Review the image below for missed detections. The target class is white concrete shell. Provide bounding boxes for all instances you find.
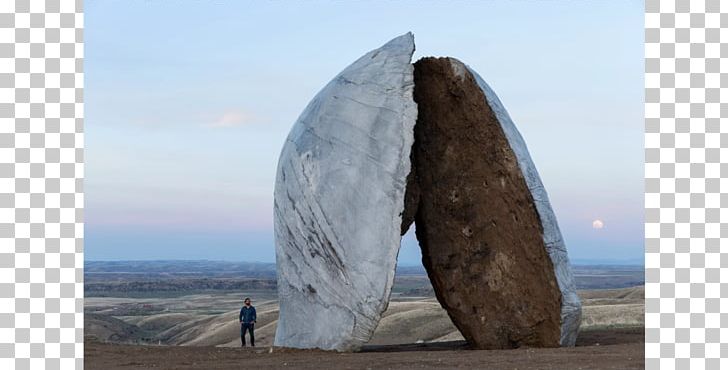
[273,33,417,351]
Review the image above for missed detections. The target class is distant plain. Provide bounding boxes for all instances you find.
[85,261,644,369]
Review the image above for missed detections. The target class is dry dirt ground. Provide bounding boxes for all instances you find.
[85,327,643,370]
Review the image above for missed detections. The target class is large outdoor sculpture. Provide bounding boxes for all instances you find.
[273,33,581,352]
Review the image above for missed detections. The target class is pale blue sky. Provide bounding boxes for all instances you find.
[85,0,644,264]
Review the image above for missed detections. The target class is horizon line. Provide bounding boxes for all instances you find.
[85,258,646,267]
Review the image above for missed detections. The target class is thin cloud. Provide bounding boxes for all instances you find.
[206,110,257,128]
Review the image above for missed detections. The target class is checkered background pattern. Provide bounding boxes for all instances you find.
[0,1,83,369]
[645,0,727,369]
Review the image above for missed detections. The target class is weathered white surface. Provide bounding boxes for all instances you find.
[461,60,583,346]
[273,33,417,351]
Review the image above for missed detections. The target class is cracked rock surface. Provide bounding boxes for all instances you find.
[403,57,579,349]
[464,62,582,348]
[273,33,417,351]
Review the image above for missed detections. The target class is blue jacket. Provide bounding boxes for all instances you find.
[239,306,257,324]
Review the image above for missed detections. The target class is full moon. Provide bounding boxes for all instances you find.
[592,219,604,229]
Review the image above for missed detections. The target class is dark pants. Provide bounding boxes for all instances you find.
[241,323,255,346]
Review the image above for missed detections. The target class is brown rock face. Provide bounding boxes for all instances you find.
[402,57,562,349]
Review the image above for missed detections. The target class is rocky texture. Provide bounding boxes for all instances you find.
[404,57,561,348]
[465,61,582,346]
[403,57,580,348]
[273,33,417,351]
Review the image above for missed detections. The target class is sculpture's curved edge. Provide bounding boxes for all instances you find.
[462,61,583,346]
[273,32,417,352]
[375,32,419,348]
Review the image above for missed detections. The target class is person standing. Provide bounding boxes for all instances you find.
[239,297,257,347]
